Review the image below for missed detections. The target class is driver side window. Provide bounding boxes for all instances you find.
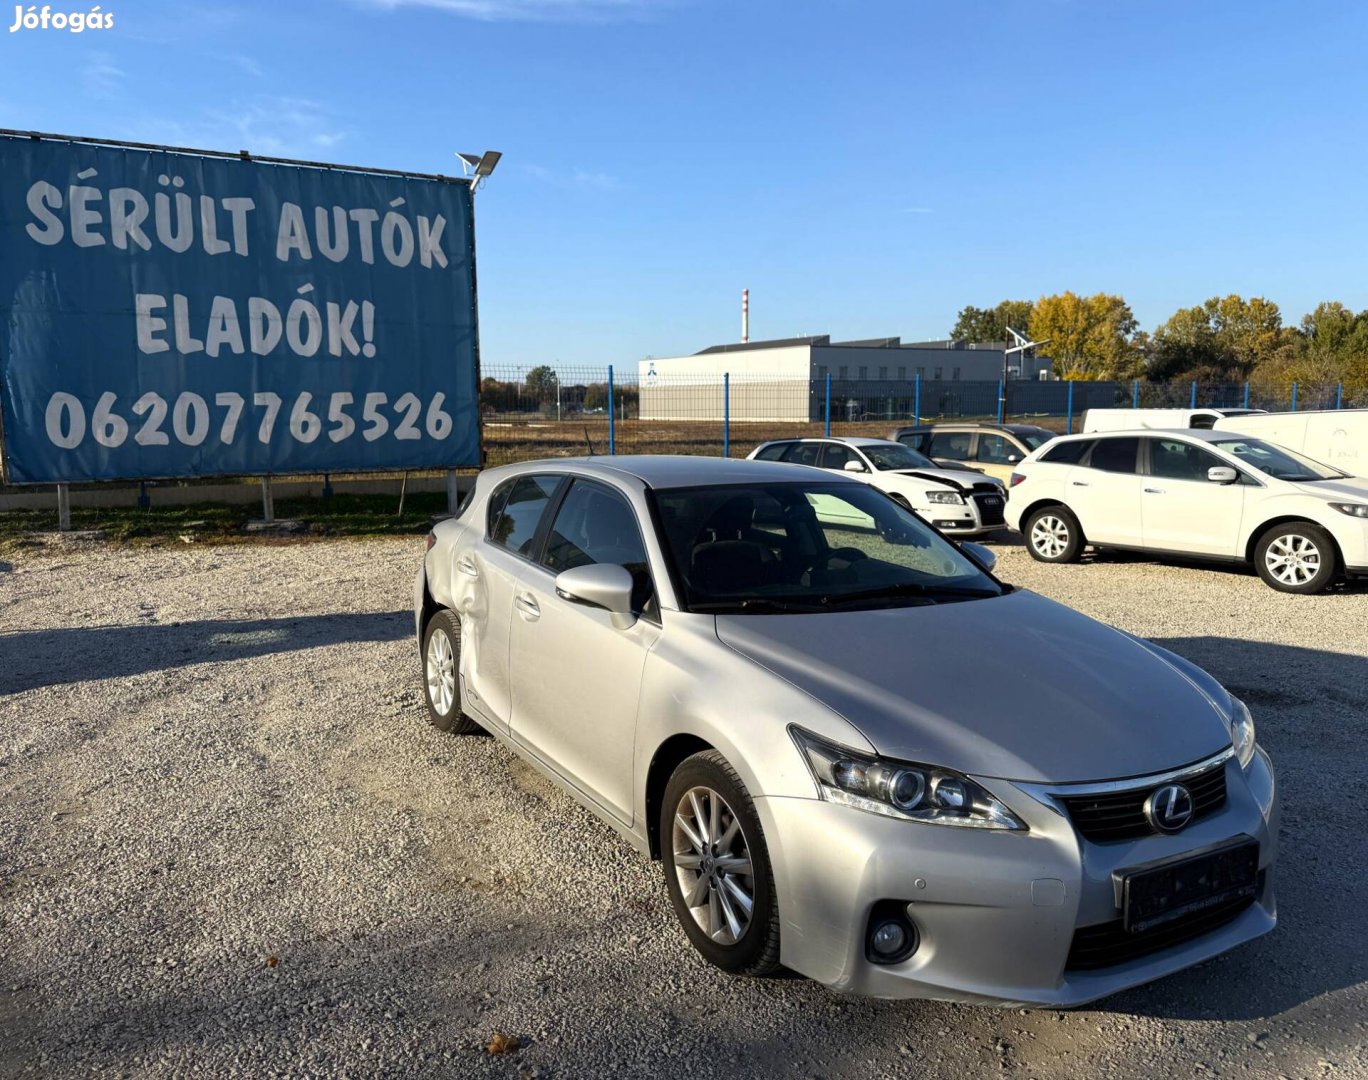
[1148,438,1224,482]
[976,435,1019,465]
[541,480,657,616]
[819,443,862,471]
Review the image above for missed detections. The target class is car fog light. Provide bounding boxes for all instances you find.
[871,921,907,957]
[866,901,919,964]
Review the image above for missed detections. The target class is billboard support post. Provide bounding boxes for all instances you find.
[260,477,274,524]
[57,484,70,532]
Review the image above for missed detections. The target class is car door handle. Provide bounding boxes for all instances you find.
[1071,481,1089,487]
[456,556,479,578]
[514,593,540,621]
[1144,487,1165,494]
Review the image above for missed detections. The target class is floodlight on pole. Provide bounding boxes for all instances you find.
[455,150,503,191]
[999,326,1051,417]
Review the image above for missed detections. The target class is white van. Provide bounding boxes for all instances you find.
[1082,407,1266,433]
[1212,410,1368,479]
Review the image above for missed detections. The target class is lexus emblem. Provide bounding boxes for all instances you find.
[1144,783,1195,833]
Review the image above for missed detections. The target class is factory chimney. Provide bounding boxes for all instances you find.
[742,289,749,343]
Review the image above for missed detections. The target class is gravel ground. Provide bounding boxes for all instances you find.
[1,534,1366,1079]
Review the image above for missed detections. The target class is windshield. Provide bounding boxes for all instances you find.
[1017,429,1053,451]
[1209,438,1346,482]
[861,443,937,471]
[654,482,1002,614]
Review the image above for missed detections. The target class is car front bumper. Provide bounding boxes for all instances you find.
[756,747,1277,1006]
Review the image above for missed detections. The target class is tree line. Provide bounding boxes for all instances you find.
[951,294,1368,394]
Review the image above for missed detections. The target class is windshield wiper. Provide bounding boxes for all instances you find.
[821,583,998,607]
[691,597,828,614]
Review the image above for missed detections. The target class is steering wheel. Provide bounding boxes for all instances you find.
[800,547,868,579]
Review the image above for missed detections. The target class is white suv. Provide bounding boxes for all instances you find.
[1004,429,1368,593]
[748,437,1007,536]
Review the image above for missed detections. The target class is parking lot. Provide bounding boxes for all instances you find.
[2,535,1366,1079]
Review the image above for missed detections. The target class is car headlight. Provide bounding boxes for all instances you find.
[1330,502,1368,519]
[1230,697,1256,769]
[924,491,965,505]
[790,726,1026,830]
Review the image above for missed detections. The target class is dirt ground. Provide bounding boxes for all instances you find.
[1,534,1365,1078]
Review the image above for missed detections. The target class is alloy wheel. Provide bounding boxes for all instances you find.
[425,627,456,715]
[1264,533,1322,587]
[1031,514,1070,558]
[672,786,754,945]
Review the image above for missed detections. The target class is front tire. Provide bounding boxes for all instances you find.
[422,610,480,733]
[661,751,780,976]
[1024,505,1084,563]
[1254,522,1338,594]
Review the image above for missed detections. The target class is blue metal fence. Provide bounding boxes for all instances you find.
[476,366,1365,466]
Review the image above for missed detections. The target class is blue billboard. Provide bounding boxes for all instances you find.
[0,133,481,483]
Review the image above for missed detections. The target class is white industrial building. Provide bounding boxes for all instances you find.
[637,335,1052,422]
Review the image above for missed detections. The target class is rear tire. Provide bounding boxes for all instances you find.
[422,610,481,734]
[1024,505,1084,563]
[1254,522,1338,594]
[661,751,781,976]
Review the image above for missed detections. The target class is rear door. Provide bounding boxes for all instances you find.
[507,479,662,824]
[460,473,562,731]
[1140,438,1246,555]
[1067,436,1143,545]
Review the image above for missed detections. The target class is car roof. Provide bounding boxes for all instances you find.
[1051,428,1231,442]
[764,436,900,448]
[892,422,1049,435]
[490,454,860,490]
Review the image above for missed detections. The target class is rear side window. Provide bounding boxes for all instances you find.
[488,474,560,557]
[1087,437,1140,474]
[895,431,930,453]
[930,432,973,461]
[754,443,791,461]
[1040,439,1094,465]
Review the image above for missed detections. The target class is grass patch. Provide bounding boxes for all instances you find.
[0,491,447,549]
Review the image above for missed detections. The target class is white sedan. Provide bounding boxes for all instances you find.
[748,437,1007,536]
[1006,428,1368,593]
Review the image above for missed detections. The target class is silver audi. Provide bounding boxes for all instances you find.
[413,455,1277,1005]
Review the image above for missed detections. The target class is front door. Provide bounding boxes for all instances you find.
[1141,438,1246,555]
[1066,436,1143,545]
[973,433,1026,483]
[508,479,661,824]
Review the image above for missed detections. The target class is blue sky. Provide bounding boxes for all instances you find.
[2,0,1366,369]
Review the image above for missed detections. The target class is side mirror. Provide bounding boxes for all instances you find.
[1207,466,1238,485]
[960,541,997,574]
[554,564,637,629]
[843,460,867,473]
[1007,454,1020,464]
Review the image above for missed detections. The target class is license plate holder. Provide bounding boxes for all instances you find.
[1119,838,1259,934]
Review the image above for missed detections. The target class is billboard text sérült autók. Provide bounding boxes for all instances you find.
[0,133,481,483]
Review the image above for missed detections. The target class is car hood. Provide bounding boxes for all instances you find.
[888,468,998,492]
[1298,476,1368,499]
[713,589,1231,783]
